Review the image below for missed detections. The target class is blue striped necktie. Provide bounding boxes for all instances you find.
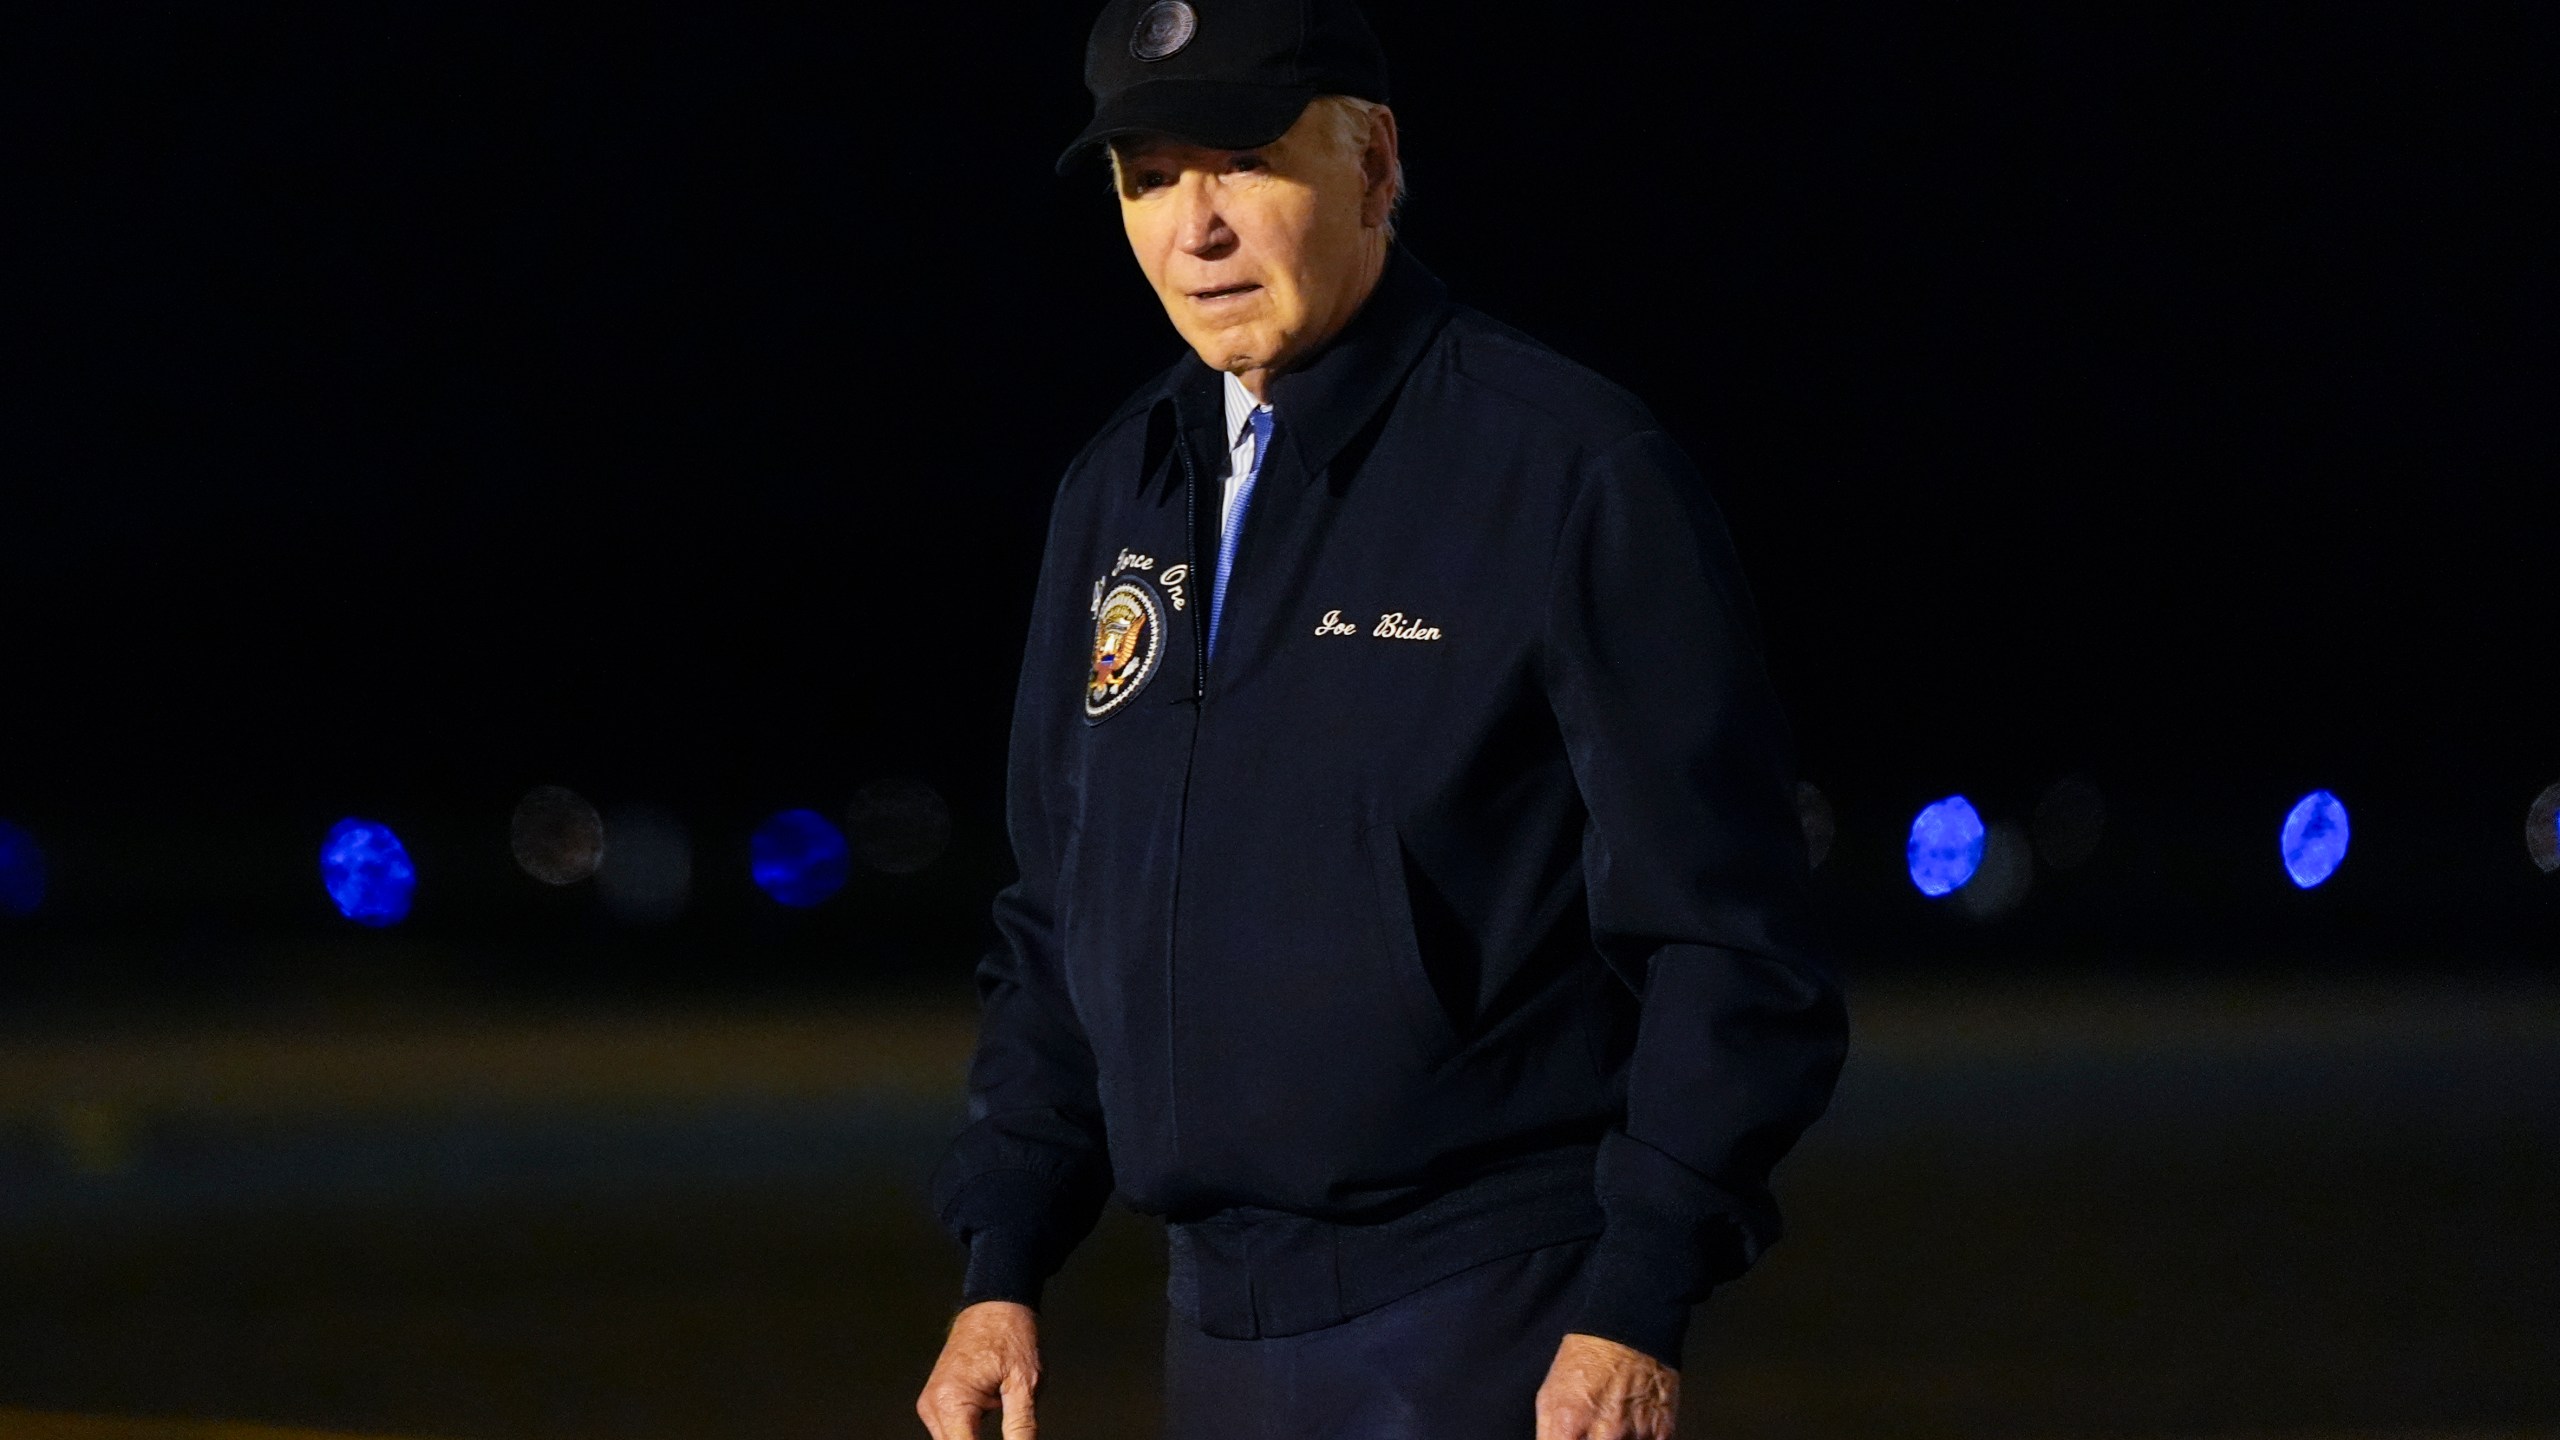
[1207,405,1273,664]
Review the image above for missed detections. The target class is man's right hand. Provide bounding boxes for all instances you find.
[918,1299,1043,1439]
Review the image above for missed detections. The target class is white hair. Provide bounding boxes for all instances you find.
[1107,93,1408,241]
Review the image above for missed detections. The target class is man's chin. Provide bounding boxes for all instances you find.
[1182,343,1273,376]
[1170,322,1281,375]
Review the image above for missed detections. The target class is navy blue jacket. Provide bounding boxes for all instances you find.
[929,246,1849,1368]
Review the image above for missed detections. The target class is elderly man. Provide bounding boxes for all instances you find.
[918,2,1848,1436]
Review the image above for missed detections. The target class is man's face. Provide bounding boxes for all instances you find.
[1114,103,1388,386]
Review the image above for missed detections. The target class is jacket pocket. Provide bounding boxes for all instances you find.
[1361,821,1461,1061]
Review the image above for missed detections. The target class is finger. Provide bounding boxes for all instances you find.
[922,1391,983,1440]
[1000,1371,1038,1440]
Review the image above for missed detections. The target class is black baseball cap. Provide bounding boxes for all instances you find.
[1056,0,1390,177]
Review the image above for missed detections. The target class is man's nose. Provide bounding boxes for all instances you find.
[1172,175,1236,259]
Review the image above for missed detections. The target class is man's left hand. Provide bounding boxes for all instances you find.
[1534,1332,1679,1440]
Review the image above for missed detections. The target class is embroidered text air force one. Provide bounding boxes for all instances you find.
[929,244,1849,1369]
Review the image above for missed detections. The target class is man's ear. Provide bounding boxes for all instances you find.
[1361,106,1401,229]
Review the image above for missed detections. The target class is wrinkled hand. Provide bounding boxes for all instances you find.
[1535,1331,1679,1440]
[917,1299,1041,1439]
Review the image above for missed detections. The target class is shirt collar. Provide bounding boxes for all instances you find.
[1222,370,1267,450]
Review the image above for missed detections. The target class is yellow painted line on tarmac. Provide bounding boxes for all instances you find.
[0,1410,457,1440]
[4,978,2557,1126]
[0,1008,980,1123]
[1841,975,2560,1062]
[2119,1424,2560,1434]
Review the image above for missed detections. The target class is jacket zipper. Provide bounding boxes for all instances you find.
[1165,416,1207,1162]
[1179,434,1207,702]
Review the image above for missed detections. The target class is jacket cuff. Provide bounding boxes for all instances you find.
[1563,1215,1704,1371]
[960,1227,1048,1311]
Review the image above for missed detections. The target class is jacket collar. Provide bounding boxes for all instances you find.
[1151,244,1452,490]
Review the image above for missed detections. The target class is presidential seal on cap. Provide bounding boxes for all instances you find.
[1057,0,1391,176]
[1131,1,1199,60]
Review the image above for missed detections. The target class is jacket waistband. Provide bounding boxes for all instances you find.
[1163,1146,1605,1340]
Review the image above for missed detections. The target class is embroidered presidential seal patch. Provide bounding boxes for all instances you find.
[1086,577,1166,721]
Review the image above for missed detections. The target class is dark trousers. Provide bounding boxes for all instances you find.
[1160,1237,1596,1440]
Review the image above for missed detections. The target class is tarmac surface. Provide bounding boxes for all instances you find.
[0,975,2553,1439]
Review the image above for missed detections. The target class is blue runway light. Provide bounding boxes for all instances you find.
[2280,790,2350,889]
[320,818,416,926]
[2528,783,2560,875]
[752,808,852,908]
[1907,796,1986,897]
[0,821,45,917]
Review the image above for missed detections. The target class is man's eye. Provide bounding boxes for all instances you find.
[1228,154,1265,173]
[1134,171,1172,192]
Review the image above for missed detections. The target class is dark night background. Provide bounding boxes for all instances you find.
[1,6,2556,1437]
[8,3,2555,994]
